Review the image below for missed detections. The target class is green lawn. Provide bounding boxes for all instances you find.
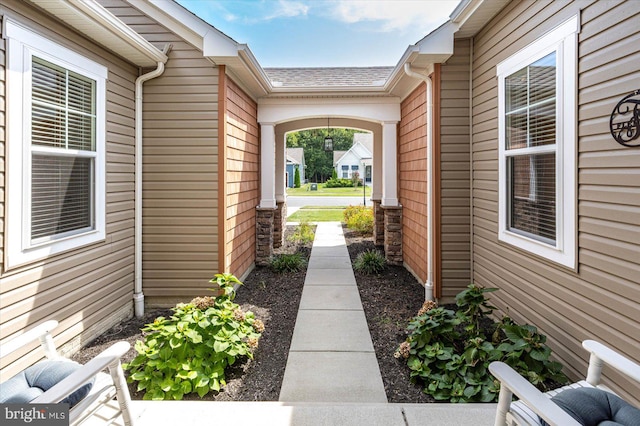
[287,183,371,197]
[288,206,345,222]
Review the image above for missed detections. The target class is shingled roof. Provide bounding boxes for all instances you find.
[264,67,395,88]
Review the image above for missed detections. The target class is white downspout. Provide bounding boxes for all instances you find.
[134,44,171,318]
[404,63,434,302]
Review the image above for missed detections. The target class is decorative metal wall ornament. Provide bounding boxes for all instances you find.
[610,89,640,147]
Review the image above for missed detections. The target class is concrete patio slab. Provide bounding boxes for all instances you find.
[289,310,374,352]
[304,269,356,286]
[95,400,498,426]
[308,255,353,269]
[402,403,497,425]
[299,285,362,310]
[279,352,387,403]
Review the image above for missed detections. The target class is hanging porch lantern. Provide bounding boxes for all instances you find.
[324,117,333,151]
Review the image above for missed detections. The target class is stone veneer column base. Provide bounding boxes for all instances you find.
[373,200,384,247]
[274,202,286,248]
[256,207,276,266]
[382,205,403,265]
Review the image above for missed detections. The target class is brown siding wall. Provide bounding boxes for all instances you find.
[224,76,259,277]
[399,83,428,283]
[104,1,221,306]
[440,39,472,299]
[471,0,640,403]
[0,0,138,374]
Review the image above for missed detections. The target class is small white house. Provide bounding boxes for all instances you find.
[333,133,373,184]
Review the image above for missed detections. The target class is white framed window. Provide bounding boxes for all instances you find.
[497,15,578,269]
[5,20,107,268]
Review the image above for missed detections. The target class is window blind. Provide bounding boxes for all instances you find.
[505,52,557,243]
[31,57,96,241]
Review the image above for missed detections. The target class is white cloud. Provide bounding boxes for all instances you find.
[264,0,310,21]
[330,0,457,33]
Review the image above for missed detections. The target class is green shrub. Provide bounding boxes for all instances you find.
[343,205,364,222]
[287,221,315,245]
[353,249,386,275]
[270,253,307,273]
[345,206,373,234]
[325,178,361,188]
[294,167,301,188]
[124,274,263,400]
[396,284,567,403]
[332,169,338,180]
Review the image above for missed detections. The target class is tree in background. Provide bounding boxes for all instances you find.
[294,166,301,188]
[287,128,364,183]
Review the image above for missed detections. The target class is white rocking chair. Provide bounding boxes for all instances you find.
[0,320,135,426]
[489,340,640,426]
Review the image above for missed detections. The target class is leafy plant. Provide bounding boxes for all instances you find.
[397,284,567,402]
[345,206,373,234]
[353,249,386,275]
[287,221,315,245]
[343,205,364,222]
[270,253,307,273]
[124,274,263,400]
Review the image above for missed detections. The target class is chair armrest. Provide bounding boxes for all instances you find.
[489,362,581,426]
[582,340,640,385]
[30,341,130,405]
[0,320,59,358]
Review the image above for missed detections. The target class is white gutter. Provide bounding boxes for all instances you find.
[404,63,435,302]
[134,44,172,318]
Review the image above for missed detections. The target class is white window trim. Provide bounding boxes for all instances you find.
[496,15,578,269]
[5,20,107,269]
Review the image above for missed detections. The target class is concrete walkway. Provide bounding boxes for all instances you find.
[97,221,497,425]
[279,222,387,403]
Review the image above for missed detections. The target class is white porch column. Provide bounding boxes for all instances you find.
[260,123,276,208]
[381,121,398,206]
[275,128,286,203]
[372,129,383,201]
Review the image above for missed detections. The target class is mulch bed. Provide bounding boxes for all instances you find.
[73,225,430,403]
[344,227,434,403]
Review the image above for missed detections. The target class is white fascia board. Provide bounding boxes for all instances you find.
[450,0,483,23]
[29,0,167,66]
[415,22,456,62]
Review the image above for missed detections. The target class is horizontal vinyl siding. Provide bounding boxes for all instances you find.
[440,39,472,299]
[104,1,220,305]
[0,0,137,375]
[225,76,258,277]
[471,0,640,404]
[399,83,428,283]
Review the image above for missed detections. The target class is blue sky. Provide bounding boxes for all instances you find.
[176,0,460,67]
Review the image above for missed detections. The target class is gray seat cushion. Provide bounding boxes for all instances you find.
[0,360,94,407]
[540,387,640,426]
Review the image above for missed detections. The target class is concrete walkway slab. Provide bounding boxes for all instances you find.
[299,285,363,310]
[289,310,374,352]
[304,269,356,286]
[279,352,387,403]
[310,245,350,257]
[308,255,353,269]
